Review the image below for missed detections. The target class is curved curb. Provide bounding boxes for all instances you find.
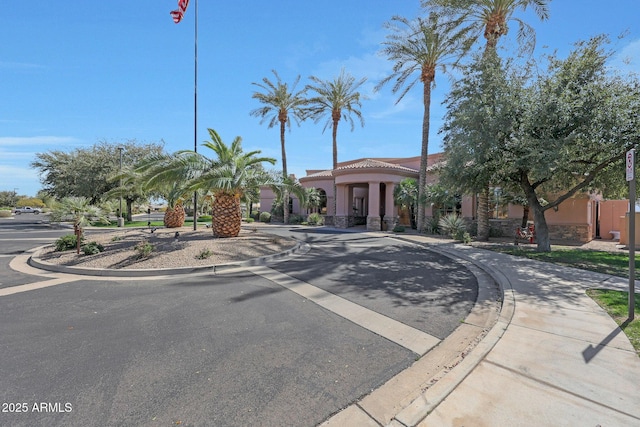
[28,242,310,277]
[321,237,515,427]
[389,242,516,426]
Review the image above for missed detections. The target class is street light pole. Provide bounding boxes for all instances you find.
[192,0,198,231]
[117,147,124,228]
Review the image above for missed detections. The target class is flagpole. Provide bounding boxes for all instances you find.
[192,0,198,230]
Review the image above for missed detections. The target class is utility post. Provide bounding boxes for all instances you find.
[117,147,125,228]
[626,148,635,320]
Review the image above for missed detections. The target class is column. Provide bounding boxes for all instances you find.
[384,182,398,231]
[334,184,348,228]
[367,182,381,231]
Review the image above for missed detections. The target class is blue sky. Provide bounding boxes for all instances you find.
[2,0,639,197]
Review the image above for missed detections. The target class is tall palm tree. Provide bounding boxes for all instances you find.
[376,13,472,233]
[188,129,276,237]
[423,0,550,240]
[306,69,367,216]
[250,71,308,224]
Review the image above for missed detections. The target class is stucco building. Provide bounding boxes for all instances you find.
[260,153,622,243]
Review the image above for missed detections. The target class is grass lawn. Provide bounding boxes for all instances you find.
[483,245,638,278]
[586,289,640,356]
[91,218,212,228]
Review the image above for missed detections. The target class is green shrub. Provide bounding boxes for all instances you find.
[55,234,81,252]
[393,225,406,233]
[462,232,472,245]
[134,240,153,258]
[196,248,213,259]
[439,214,468,241]
[197,215,212,222]
[289,214,305,224]
[244,217,255,223]
[259,212,272,223]
[82,241,104,255]
[307,213,324,226]
[425,216,441,234]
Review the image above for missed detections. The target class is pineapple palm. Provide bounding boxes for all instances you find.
[189,129,276,237]
[163,201,186,228]
[136,129,275,237]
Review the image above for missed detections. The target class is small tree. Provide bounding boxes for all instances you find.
[49,197,109,253]
[394,178,418,229]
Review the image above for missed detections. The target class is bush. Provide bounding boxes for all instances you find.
[134,240,153,258]
[259,212,271,223]
[393,225,406,233]
[288,214,305,224]
[55,234,81,252]
[197,215,212,222]
[244,217,255,223]
[0,210,12,218]
[425,216,441,234]
[82,241,104,255]
[462,232,472,245]
[196,248,213,260]
[307,213,324,226]
[439,214,468,241]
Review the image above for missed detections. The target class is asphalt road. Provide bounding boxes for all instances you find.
[0,219,478,427]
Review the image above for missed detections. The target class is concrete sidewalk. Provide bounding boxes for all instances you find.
[327,234,640,426]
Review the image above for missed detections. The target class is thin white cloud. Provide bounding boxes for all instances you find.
[0,61,44,70]
[611,38,640,74]
[0,136,80,147]
[0,150,35,161]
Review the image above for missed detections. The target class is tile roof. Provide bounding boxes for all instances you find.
[335,158,418,173]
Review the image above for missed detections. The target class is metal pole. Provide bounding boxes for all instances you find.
[118,147,124,227]
[628,148,636,320]
[630,176,636,320]
[193,0,198,231]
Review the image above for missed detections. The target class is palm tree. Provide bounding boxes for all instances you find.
[423,0,550,240]
[305,187,322,214]
[267,171,309,219]
[188,129,276,237]
[376,13,472,233]
[394,178,419,229]
[251,70,309,224]
[49,196,110,253]
[134,152,198,228]
[306,69,367,216]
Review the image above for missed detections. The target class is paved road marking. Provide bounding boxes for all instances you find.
[0,277,81,297]
[248,266,441,355]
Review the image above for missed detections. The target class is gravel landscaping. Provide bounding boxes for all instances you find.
[37,226,298,270]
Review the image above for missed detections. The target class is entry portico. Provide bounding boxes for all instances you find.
[307,158,419,231]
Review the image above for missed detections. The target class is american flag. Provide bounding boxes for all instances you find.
[170,0,190,24]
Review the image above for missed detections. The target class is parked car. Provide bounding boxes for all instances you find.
[13,206,41,214]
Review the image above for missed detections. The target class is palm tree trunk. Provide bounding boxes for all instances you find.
[280,120,289,225]
[477,187,490,241]
[332,114,340,218]
[417,77,432,233]
[212,192,242,238]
